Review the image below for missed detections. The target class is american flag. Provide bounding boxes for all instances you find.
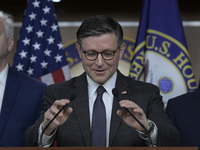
[13,0,71,85]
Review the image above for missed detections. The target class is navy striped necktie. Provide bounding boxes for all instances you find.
[91,86,106,147]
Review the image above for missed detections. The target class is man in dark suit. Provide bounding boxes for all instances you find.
[0,10,46,146]
[166,87,200,148]
[25,15,180,147]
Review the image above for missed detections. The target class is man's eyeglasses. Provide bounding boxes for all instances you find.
[81,47,119,61]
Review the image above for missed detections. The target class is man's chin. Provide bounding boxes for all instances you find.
[92,77,107,85]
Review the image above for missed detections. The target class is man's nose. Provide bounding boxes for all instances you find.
[95,53,104,65]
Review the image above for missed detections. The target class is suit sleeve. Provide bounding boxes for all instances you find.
[147,87,180,146]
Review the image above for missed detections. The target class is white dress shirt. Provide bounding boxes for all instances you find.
[0,64,8,113]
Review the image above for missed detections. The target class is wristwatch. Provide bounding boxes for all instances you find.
[136,121,155,137]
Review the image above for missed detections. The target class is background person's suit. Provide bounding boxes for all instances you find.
[166,88,200,148]
[0,67,46,146]
[25,70,179,146]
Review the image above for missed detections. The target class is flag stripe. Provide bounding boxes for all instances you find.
[52,67,65,83]
[39,65,71,84]
[40,73,54,85]
[62,65,71,80]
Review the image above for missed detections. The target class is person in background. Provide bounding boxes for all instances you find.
[0,10,46,146]
[25,15,180,147]
[166,85,200,148]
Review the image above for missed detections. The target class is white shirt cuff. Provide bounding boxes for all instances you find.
[38,123,57,147]
[137,120,157,146]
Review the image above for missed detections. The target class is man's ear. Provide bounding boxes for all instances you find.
[8,37,14,52]
[75,43,82,58]
[119,43,126,59]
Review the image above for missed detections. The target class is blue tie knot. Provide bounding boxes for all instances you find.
[97,86,105,96]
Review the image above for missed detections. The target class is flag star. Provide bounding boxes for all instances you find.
[43,6,50,14]
[30,55,37,63]
[36,30,44,38]
[40,18,48,26]
[26,25,33,33]
[40,60,48,68]
[57,42,63,50]
[16,63,24,71]
[51,23,58,32]
[27,67,34,75]
[47,36,55,44]
[19,50,28,59]
[53,13,57,18]
[44,49,51,56]
[55,54,62,62]
[29,12,36,20]
[32,42,41,50]
[32,0,40,8]
[22,37,30,46]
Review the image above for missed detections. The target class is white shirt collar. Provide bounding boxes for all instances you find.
[87,71,117,97]
[0,64,9,87]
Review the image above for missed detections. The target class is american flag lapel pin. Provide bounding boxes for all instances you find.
[121,91,127,94]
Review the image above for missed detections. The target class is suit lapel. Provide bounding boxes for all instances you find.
[109,71,130,146]
[72,73,91,146]
[109,94,122,146]
[0,68,20,136]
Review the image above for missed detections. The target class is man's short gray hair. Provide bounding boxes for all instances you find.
[0,10,14,38]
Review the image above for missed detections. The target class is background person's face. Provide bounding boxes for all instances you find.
[0,19,14,70]
[0,20,13,70]
[77,33,125,85]
[0,21,9,61]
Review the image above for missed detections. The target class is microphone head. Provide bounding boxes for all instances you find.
[112,88,118,97]
[69,94,76,100]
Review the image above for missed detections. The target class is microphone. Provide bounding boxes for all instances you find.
[39,94,76,147]
[112,88,153,146]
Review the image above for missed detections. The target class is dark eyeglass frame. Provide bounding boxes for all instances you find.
[81,46,120,61]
